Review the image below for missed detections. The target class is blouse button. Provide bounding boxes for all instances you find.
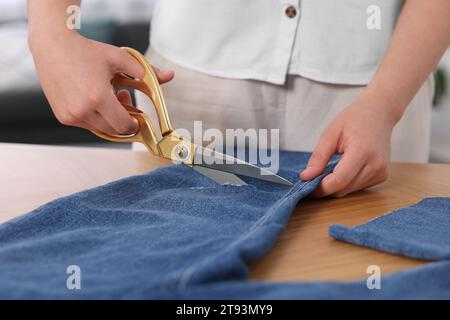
[285,5,297,18]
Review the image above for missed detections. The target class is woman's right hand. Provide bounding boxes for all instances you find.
[29,32,174,135]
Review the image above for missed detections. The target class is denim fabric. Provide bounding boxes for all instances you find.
[329,198,450,260]
[154,261,450,300]
[0,151,449,299]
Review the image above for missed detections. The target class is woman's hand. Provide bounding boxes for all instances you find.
[29,32,174,135]
[300,96,398,198]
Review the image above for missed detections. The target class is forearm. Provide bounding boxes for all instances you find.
[361,0,450,124]
[27,0,81,49]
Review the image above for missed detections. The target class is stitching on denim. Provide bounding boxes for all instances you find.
[174,161,338,289]
[247,182,308,233]
[175,179,312,289]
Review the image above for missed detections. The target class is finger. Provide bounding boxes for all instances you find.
[116,89,133,106]
[54,109,112,133]
[83,111,119,135]
[332,160,389,197]
[97,90,139,134]
[300,130,339,181]
[331,164,372,198]
[310,146,366,198]
[152,66,175,84]
[111,48,174,84]
[112,48,145,79]
[59,115,103,133]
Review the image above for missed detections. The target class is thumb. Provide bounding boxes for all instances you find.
[300,129,338,181]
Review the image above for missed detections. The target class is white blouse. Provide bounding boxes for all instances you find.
[150,0,404,85]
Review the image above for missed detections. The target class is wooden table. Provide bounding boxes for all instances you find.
[2,143,450,282]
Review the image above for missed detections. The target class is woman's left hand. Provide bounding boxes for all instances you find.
[300,96,399,198]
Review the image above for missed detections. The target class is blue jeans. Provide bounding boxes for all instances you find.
[0,151,449,299]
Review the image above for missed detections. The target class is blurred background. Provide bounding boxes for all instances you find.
[0,0,155,148]
[0,0,449,162]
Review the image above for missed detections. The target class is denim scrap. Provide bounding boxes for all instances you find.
[329,198,450,260]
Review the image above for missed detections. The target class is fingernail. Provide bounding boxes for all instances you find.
[301,166,312,174]
[132,119,139,131]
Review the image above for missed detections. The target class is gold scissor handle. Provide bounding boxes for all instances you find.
[90,47,174,155]
[90,104,161,155]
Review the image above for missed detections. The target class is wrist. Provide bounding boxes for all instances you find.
[356,88,406,127]
[28,22,80,55]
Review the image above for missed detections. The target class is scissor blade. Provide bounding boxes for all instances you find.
[194,148,293,186]
[192,166,247,186]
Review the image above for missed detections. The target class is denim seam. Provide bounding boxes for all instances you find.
[175,161,340,289]
[175,180,312,289]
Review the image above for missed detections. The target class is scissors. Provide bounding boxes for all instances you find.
[90,47,292,187]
